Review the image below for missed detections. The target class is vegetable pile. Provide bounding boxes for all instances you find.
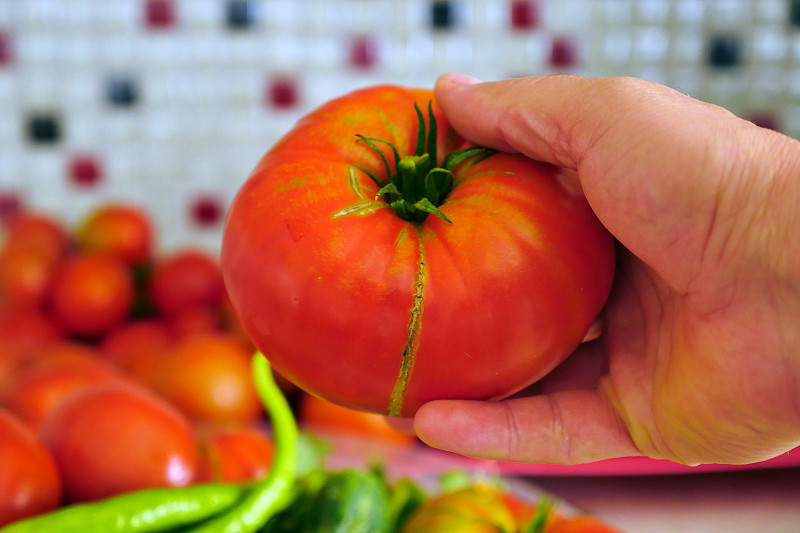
[221,85,616,417]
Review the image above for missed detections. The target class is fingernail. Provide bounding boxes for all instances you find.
[441,72,481,86]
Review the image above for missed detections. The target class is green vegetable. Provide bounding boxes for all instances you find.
[183,354,298,533]
[0,353,297,533]
[305,470,392,533]
[0,484,245,533]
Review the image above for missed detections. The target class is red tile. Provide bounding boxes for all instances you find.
[190,195,223,227]
[350,35,379,69]
[0,192,22,222]
[550,36,580,68]
[266,76,299,109]
[0,32,13,66]
[68,155,103,187]
[746,113,781,132]
[510,1,540,30]
[145,0,176,29]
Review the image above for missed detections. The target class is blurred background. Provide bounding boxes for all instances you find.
[2,0,799,253]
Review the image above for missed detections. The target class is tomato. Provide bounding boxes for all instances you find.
[401,484,517,533]
[99,319,173,386]
[167,307,222,339]
[48,252,135,337]
[147,249,225,316]
[221,86,616,416]
[41,382,198,502]
[197,425,274,483]
[0,243,59,312]
[156,332,261,425]
[77,203,154,265]
[299,393,417,447]
[546,516,622,533]
[0,409,62,527]
[1,341,122,433]
[2,211,71,263]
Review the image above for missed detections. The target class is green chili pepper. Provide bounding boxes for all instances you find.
[188,353,298,533]
[0,353,297,533]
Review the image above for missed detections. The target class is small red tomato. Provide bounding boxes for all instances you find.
[2,212,71,263]
[197,425,274,483]
[99,319,173,386]
[77,204,154,266]
[0,310,63,355]
[147,249,224,316]
[0,244,59,312]
[157,332,261,425]
[49,252,134,337]
[0,409,62,527]
[1,342,122,433]
[41,382,199,502]
[167,307,222,339]
[299,393,417,447]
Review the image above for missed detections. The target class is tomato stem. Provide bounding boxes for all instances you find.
[356,102,496,223]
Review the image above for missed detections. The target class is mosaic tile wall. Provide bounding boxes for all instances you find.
[2,0,800,252]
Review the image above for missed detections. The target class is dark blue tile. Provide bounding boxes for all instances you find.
[107,76,138,107]
[431,1,456,29]
[707,34,742,69]
[26,113,61,144]
[790,0,800,27]
[226,0,255,29]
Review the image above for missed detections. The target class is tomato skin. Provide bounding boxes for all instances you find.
[99,319,173,386]
[41,382,199,502]
[299,393,417,447]
[0,409,62,527]
[156,332,261,425]
[77,204,154,265]
[0,244,59,312]
[148,249,225,317]
[221,86,616,416]
[2,212,71,263]
[49,252,135,337]
[197,425,274,483]
[1,342,122,433]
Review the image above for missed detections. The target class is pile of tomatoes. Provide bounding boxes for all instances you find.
[0,203,414,528]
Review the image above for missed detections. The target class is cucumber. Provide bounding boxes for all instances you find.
[305,470,392,533]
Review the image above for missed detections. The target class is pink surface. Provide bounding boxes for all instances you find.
[474,446,800,476]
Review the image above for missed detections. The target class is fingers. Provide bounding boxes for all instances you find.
[434,72,721,172]
[413,389,640,464]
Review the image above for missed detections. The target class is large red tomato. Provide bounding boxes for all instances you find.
[41,382,198,502]
[221,86,615,417]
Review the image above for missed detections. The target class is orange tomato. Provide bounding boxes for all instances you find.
[299,393,417,447]
[0,244,59,312]
[48,252,134,336]
[2,211,71,263]
[197,425,274,483]
[156,332,261,425]
[0,409,62,527]
[99,319,173,386]
[77,204,154,265]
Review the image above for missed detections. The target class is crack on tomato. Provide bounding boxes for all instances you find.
[387,225,426,417]
[331,166,388,220]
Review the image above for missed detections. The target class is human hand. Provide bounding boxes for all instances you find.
[405,74,800,466]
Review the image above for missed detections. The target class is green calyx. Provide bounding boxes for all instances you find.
[356,102,496,223]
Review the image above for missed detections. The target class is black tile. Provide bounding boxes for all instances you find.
[707,34,742,69]
[431,1,456,29]
[107,76,138,107]
[790,0,800,27]
[226,0,255,29]
[26,113,61,144]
